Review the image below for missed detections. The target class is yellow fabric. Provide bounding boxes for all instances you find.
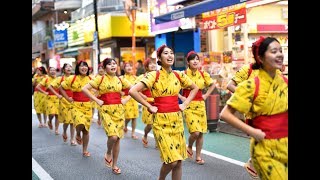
[51,76,73,124]
[89,74,131,138]
[121,74,138,119]
[33,75,47,114]
[40,76,59,115]
[227,69,288,179]
[141,68,193,164]
[183,69,213,133]
[61,75,93,131]
[136,73,154,125]
[232,64,259,85]
[250,137,288,180]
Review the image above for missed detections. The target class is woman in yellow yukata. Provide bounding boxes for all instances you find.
[92,63,105,127]
[33,66,48,128]
[82,58,131,175]
[129,45,199,180]
[60,60,93,157]
[48,63,77,146]
[221,36,288,180]
[121,62,139,139]
[36,67,60,135]
[135,58,157,148]
[179,51,215,165]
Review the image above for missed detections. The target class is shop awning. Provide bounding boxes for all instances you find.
[154,0,250,24]
[58,46,85,57]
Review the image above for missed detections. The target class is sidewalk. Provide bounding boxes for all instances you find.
[217,121,250,138]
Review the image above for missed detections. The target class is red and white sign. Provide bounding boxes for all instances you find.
[201,3,246,30]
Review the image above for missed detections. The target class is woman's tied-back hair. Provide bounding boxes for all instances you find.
[186,51,199,62]
[143,58,152,71]
[156,44,173,66]
[61,63,71,74]
[102,57,116,68]
[37,66,47,74]
[251,36,280,69]
[75,60,89,75]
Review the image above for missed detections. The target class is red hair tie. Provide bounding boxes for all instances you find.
[98,63,103,68]
[37,67,43,71]
[186,51,197,59]
[252,36,265,64]
[156,44,167,57]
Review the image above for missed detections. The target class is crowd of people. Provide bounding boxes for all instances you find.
[32,36,288,179]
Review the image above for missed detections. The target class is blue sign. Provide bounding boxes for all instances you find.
[154,0,249,24]
[53,29,68,43]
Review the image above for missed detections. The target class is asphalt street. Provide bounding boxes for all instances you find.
[32,97,252,180]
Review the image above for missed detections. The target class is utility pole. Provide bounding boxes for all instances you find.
[93,0,100,64]
[93,0,100,75]
[131,2,137,67]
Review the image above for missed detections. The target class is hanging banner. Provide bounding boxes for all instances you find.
[201,3,246,31]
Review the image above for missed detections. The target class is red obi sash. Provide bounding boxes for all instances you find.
[142,89,152,98]
[122,88,129,96]
[73,92,90,102]
[64,90,73,98]
[182,89,203,101]
[154,96,180,113]
[47,88,59,95]
[100,92,121,105]
[35,86,46,92]
[251,111,288,139]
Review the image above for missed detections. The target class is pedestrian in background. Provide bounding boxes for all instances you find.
[121,62,139,140]
[36,67,60,135]
[179,50,216,165]
[135,58,157,148]
[48,63,77,145]
[82,58,132,175]
[220,36,288,180]
[135,59,145,76]
[129,45,199,180]
[60,60,93,157]
[33,66,48,128]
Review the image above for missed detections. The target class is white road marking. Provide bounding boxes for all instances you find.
[32,157,54,180]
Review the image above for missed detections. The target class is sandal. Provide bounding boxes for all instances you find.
[244,162,259,179]
[70,141,77,146]
[62,134,67,142]
[196,158,205,165]
[112,167,121,175]
[76,136,82,145]
[38,124,43,128]
[186,149,193,159]
[132,135,138,140]
[104,153,113,168]
[83,152,91,157]
[142,137,148,148]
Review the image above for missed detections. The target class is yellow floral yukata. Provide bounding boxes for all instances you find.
[141,68,193,164]
[61,75,92,131]
[39,76,59,115]
[227,69,288,180]
[33,74,47,114]
[136,73,154,125]
[51,76,73,124]
[183,69,213,133]
[121,74,139,119]
[89,74,131,138]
